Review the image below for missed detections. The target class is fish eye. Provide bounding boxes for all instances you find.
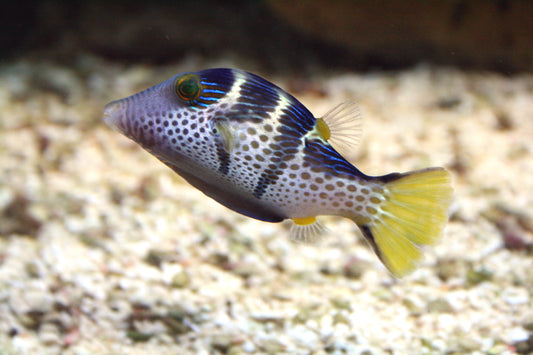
[175,74,202,103]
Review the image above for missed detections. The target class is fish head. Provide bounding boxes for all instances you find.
[103,69,236,169]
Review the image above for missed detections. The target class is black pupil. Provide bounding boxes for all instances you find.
[180,79,198,98]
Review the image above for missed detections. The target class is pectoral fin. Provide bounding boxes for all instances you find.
[214,120,237,153]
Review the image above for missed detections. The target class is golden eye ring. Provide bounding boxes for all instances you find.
[175,74,202,103]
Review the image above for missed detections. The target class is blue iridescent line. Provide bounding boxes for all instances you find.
[202,88,226,95]
[198,96,220,102]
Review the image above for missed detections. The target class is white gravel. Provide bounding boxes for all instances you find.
[0,57,532,354]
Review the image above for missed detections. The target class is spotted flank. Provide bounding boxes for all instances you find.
[104,68,453,277]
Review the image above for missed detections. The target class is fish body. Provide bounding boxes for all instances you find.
[104,68,453,277]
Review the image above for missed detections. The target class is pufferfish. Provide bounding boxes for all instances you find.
[103,68,453,277]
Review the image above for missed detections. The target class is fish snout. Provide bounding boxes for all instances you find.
[103,99,127,134]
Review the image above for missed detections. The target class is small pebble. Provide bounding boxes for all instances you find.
[242,341,256,353]
[507,326,529,342]
[260,338,286,354]
[427,298,455,313]
[502,287,529,306]
[466,266,493,287]
[38,323,61,345]
[170,270,190,288]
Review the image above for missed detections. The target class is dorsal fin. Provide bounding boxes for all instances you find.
[290,217,327,243]
[320,101,362,156]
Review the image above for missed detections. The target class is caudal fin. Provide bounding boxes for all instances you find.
[358,167,453,277]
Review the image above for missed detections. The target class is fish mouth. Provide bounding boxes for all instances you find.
[103,99,126,134]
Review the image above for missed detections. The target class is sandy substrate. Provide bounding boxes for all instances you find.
[0,56,532,354]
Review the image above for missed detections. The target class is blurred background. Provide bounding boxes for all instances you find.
[2,0,532,73]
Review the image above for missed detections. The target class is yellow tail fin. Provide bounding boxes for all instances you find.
[358,167,453,277]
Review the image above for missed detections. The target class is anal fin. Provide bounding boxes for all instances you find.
[290,217,327,243]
